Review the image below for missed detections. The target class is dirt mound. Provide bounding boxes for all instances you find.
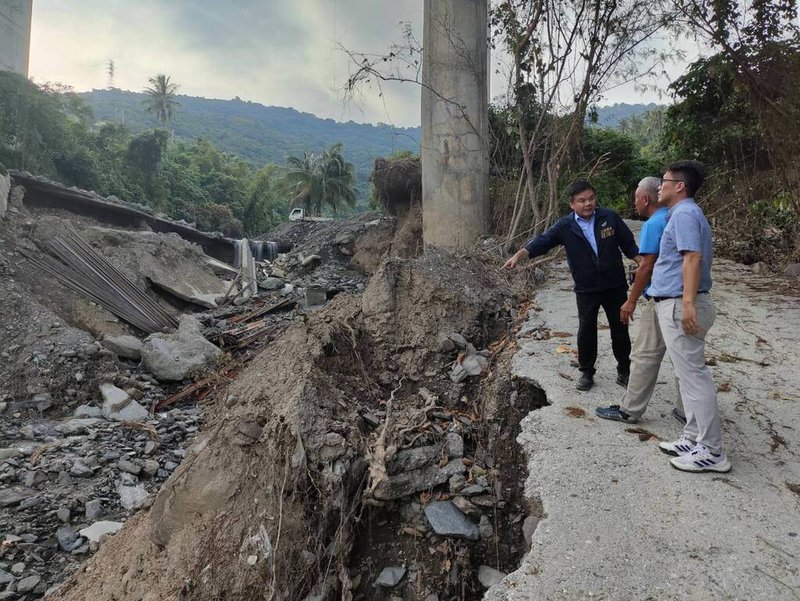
[52,247,542,601]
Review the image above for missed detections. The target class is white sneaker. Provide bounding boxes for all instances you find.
[670,444,731,473]
[658,436,696,457]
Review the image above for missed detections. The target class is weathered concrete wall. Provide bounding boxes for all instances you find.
[421,0,489,250]
[0,0,32,76]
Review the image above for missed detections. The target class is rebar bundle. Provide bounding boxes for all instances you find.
[24,231,179,334]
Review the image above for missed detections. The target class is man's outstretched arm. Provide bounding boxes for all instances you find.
[502,247,530,270]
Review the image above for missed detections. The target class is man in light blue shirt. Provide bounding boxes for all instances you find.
[596,176,684,423]
[650,160,730,473]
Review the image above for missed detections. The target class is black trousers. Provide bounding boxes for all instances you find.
[575,286,631,377]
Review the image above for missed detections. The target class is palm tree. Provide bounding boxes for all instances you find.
[143,74,181,129]
[285,143,357,215]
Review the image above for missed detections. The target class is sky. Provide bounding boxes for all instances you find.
[28,0,703,128]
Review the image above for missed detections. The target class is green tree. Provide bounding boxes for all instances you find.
[285,143,357,215]
[126,129,169,205]
[143,74,181,128]
[661,54,761,173]
[241,164,289,235]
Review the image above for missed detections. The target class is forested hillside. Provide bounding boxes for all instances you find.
[81,89,420,180]
[81,90,655,171]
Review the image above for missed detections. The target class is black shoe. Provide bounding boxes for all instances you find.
[595,404,635,422]
[576,374,594,391]
[671,408,687,424]
[616,372,629,387]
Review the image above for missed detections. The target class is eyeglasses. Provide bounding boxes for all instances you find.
[660,178,684,185]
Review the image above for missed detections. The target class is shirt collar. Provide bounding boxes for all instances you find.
[574,211,596,224]
[667,197,695,216]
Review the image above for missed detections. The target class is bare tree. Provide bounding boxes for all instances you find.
[342,1,675,248]
[494,0,675,245]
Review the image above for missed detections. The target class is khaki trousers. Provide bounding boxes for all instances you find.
[656,295,723,454]
[620,299,684,420]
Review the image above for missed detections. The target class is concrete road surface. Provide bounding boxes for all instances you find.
[487,255,800,601]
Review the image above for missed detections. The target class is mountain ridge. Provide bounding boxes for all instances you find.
[80,89,659,181]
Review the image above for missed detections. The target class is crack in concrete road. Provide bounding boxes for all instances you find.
[486,257,800,601]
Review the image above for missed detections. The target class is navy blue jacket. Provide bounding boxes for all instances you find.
[523,208,639,294]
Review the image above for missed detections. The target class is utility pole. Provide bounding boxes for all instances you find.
[421,0,489,250]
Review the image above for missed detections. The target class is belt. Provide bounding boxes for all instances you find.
[646,291,709,303]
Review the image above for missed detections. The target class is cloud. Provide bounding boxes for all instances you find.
[28,0,690,127]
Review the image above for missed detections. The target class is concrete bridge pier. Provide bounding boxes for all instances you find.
[421,0,489,250]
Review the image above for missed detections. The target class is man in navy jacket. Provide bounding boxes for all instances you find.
[503,179,640,391]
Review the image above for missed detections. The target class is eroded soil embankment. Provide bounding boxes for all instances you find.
[52,248,547,601]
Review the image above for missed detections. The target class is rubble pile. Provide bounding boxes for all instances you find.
[0,400,202,597]
[2,174,544,600]
[51,246,545,601]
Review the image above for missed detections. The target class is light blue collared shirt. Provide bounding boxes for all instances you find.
[648,199,713,297]
[574,212,598,255]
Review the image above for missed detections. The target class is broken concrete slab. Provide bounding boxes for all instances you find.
[423,500,480,541]
[79,521,123,543]
[149,276,223,309]
[205,256,239,277]
[141,315,222,381]
[102,335,143,360]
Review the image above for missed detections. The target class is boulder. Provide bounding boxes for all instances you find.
[375,566,406,587]
[257,277,284,291]
[100,383,130,415]
[423,500,480,540]
[85,499,103,520]
[141,315,222,381]
[373,460,465,501]
[461,354,488,376]
[17,574,42,594]
[102,335,144,360]
[117,484,149,510]
[0,486,36,508]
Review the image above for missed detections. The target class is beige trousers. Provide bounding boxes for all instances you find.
[619,299,684,420]
[656,295,723,454]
